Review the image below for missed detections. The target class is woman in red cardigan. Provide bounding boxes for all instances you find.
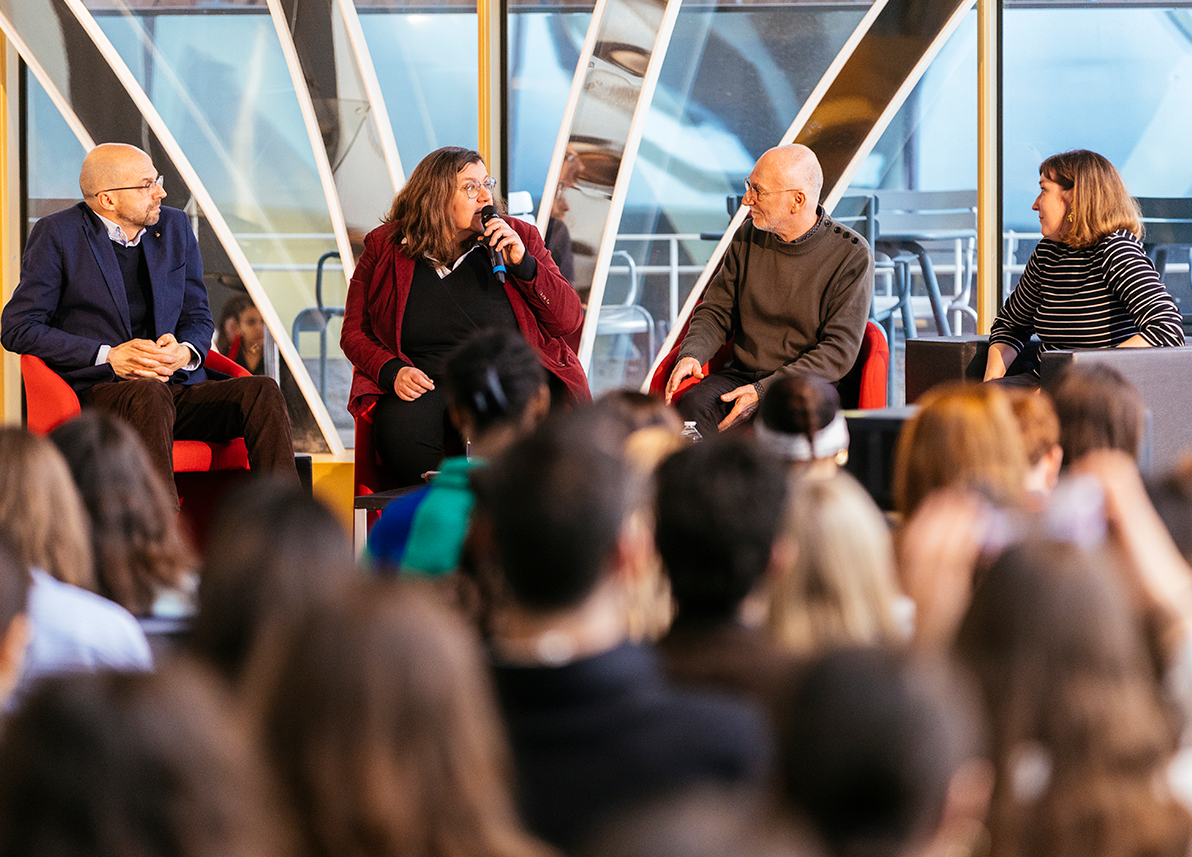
[341,146,589,486]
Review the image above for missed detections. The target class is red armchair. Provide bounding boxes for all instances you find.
[648,318,889,410]
[21,350,253,548]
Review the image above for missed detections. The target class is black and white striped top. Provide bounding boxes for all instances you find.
[990,230,1185,353]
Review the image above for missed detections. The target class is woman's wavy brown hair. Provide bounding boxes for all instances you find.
[384,146,499,266]
[50,412,192,616]
[0,427,93,588]
[955,539,1191,857]
[892,381,1028,518]
[1041,149,1142,249]
[245,579,557,857]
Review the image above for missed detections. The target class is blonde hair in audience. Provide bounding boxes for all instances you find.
[1040,149,1142,249]
[621,425,684,642]
[769,473,902,655]
[0,427,93,589]
[1005,387,1060,467]
[893,382,1028,518]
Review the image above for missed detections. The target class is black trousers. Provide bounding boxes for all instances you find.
[83,376,298,507]
[676,369,762,438]
[372,389,465,488]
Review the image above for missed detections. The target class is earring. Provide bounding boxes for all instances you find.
[1067,212,1074,222]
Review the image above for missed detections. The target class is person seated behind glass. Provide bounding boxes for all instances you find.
[228,302,266,376]
[985,149,1184,385]
[340,146,590,487]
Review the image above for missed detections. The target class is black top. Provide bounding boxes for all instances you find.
[492,642,772,851]
[111,241,154,340]
[656,617,804,727]
[398,250,518,380]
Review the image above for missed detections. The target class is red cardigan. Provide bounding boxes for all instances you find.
[342,216,590,419]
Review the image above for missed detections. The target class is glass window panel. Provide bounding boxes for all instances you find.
[358,8,478,168]
[508,6,593,205]
[26,72,87,208]
[1003,6,1192,312]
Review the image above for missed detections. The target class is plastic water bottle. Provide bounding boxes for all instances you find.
[680,421,702,444]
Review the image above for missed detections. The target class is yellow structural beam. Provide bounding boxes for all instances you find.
[1,39,19,425]
[976,0,1000,333]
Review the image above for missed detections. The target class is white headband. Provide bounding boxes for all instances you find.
[755,412,849,462]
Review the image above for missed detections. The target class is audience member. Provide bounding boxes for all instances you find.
[1147,456,1192,564]
[595,389,684,436]
[1048,362,1145,466]
[0,537,30,708]
[0,427,150,698]
[769,473,906,655]
[246,580,555,857]
[473,414,772,851]
[756,372,848,477]
[0,663,295,857]
[51,411,194,617]
[367,328,551,574]
[588,788,820,857]
[1004,386,1063,501]
[653,435,798,716]
[594,390,685,643]
[1073,451,1192,723]
[893,382,1028,519]
[188,479,356,684]
[778,647,991,857]
[954,539,1191,857]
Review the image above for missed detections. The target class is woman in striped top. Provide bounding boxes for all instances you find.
[985,150,1184,383]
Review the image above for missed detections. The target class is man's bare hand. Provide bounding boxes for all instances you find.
[665,356,704,404]
[107,339,182,381]
[155,334,192,373]
[717,383,759,431]
[395,366,435,401]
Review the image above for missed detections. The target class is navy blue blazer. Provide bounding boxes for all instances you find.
[1,203,215,394]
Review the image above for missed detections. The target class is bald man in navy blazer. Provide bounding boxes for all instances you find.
[1,143,297,505]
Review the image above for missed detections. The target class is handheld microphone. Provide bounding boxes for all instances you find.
[479,205,508,284]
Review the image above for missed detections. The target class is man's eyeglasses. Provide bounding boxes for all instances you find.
[461,177,497,199]
[743,178,799,199]
[95,175,165,196]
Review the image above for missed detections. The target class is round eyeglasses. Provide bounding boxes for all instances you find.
[461,177,498,199]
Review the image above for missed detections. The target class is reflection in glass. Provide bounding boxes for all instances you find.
[545,0,669,312]
[274,0,398,242]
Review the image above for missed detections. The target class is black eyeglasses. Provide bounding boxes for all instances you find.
[95,175,164,196]
[743,178,799,199]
